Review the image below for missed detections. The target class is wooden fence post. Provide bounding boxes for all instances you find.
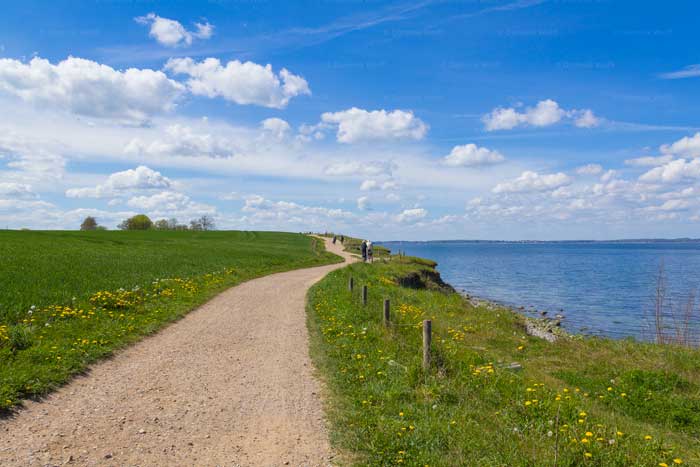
[362,285,368,305]
[348,277,354,292]
[423,320,432,369]
[383,299,391,327]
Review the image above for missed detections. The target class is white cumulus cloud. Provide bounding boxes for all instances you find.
[576,163,603,175]
[360,179,398,191]
[660,132,700,158]
[483,99,600,131]
[0,182,36,199]
[135,13,213,47]
[125,124,239,159]
[624,155,674,167]
[360,180,379,191]
[395,207,428,223]
[66,166,172,198]
[241,195,354,224]
[443,143,504,167]
[324,160,393,177]
[320,108,428,143]
[573,109,601,128]
[164,57,310,109]
[126,191,215,218]
[493,171,571,193]
[357,196,370,210]
[260,118,291,140]
[0,56,184,122]
[639,158,700,184]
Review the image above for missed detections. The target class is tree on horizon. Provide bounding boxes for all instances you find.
[80,216,98,231]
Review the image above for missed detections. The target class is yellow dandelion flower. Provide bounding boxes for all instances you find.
[673,459,683,465]
[644,435,653,441]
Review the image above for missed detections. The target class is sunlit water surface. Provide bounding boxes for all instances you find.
[380,241,700,341]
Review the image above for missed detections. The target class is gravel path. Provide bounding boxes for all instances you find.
[0,237,354,467]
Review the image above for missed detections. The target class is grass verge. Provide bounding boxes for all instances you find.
[0,230,340,412]
[307,257,699,466]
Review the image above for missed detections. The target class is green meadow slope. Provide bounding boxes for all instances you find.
[307,257,700,466]
[0,230,340,411]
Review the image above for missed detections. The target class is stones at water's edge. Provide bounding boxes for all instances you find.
[525,319,559,343]
[461,291,571,343]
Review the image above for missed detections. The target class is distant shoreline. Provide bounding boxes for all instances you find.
[380,238,700,244]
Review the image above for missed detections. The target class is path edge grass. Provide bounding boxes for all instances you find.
[305,255,700,466]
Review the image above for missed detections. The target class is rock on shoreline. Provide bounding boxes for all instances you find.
[462,292,570,343]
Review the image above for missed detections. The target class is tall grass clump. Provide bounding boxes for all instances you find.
[650,262,700,348]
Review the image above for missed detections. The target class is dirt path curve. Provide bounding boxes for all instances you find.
[0,237,355,467]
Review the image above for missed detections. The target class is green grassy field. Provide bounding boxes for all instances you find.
[307,257,700,466]
[0,230,340,411]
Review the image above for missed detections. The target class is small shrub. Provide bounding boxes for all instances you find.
[118,214,153,230]
[9,325,32,352]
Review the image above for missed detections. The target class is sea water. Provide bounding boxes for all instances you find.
[380,241,700,342]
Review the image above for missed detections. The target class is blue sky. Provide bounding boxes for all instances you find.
[1,0,700,239]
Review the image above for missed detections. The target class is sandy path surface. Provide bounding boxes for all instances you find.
[0,237,354,467]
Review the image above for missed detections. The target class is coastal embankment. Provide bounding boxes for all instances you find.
[307,248,700,466]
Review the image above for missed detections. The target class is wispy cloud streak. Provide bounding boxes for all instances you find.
[99,0,547,65]
[659,64,700,80]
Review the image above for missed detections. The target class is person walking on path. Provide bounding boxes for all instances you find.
[367,240,374,263]
[360,239,367,262]
[332,236,337,244]
[340,235,344,244]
